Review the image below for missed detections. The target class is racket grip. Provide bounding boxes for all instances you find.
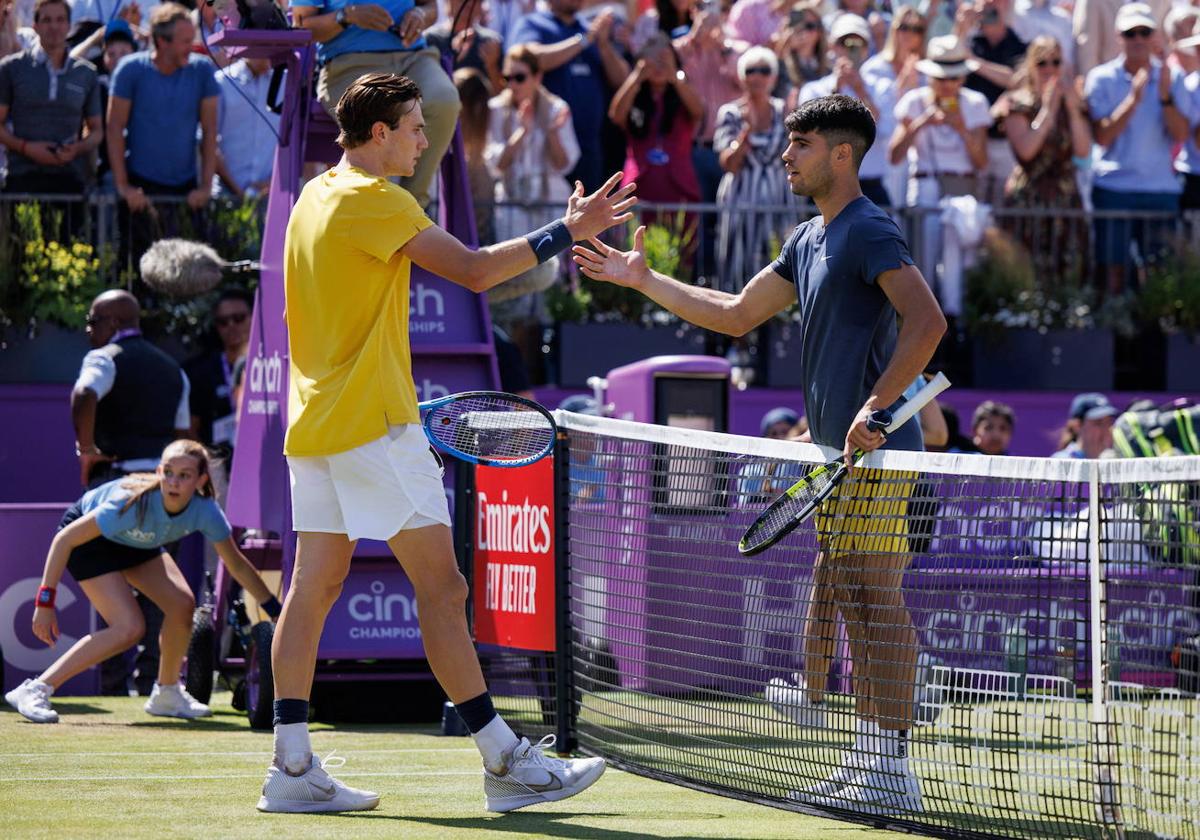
[866,410,892,433]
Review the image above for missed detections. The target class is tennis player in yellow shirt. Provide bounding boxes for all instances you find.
[259,73,636,815]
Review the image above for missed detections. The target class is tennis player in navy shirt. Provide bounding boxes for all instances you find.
[574,94,946,815]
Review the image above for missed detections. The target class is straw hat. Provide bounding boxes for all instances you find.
[915,36,977,79]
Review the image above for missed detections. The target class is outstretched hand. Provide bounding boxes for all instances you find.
[571,225,650,290]
[562,172,637,241]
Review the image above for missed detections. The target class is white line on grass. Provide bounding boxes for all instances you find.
[0,748,480,758]
[0,770,481,782]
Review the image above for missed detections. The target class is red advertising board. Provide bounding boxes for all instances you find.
[472,458,556,651]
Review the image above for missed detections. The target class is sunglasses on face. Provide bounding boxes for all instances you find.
[1122,27,1153,39]
[215,312,249,328]
[503,72,529,83]
[797,21,819,31]
[744,65,773,75]
[86,315,107,327]
[1037,57,1062,67]
[898,23,926,34]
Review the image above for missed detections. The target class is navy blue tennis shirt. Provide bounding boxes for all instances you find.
[770,196,923,452]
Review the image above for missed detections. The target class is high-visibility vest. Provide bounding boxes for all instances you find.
[1112,407,1200,564]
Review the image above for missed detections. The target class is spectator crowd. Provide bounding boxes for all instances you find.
[4,0,1200,327]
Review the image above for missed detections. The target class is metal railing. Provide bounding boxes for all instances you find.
[1,190,1193,296]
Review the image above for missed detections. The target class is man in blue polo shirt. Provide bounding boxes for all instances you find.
[509,0,629,192]
[107,1,219,270]
[0,0,102,198]
[1085,3,1193,295]
[573,95,946,816]
[291,0,457,210]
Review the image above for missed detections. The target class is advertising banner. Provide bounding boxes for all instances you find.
[0,505,98,694]
[473,459,556,651]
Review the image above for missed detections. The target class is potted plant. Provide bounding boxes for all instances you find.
[1140,245,1200,391]
[548,214,706,387]
[964,229,1118,390]
[0,202,110,382]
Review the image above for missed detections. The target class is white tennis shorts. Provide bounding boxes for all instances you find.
[288,424,451,541]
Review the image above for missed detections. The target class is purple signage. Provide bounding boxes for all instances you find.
[0,505,97,695]
[312,565,426,660]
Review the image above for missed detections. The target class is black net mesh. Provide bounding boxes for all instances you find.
[558,415,1200,839]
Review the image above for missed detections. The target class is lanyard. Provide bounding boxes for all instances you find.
[220,353,235,395]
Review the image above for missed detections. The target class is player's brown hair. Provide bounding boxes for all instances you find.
[335,73,423,150]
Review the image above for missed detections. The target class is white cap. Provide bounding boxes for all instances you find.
[829,13,871,44]
[1115,2,1157,33]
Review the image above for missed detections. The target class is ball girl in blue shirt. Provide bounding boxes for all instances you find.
[6,440,282,724]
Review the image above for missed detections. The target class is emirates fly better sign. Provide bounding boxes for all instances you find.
[473,459,556,651]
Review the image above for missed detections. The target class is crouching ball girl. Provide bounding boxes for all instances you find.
[6,440,282,724]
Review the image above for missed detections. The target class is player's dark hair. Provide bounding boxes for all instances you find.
[335,73,423,150]
[784,94,876,168]
[972,400,1015,431]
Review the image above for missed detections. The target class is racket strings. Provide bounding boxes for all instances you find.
[426,396,555,462]
[742,466,834,549]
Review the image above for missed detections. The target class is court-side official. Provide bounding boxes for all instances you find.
[574,94,946,815]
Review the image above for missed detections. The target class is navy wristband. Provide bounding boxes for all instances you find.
[524,219,573,264]
[261,596,282,619]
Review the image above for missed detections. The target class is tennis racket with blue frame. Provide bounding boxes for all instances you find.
[418,391,557,467]
[738,372,951,556]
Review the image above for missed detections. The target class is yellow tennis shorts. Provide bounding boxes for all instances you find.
[815,467,917,559]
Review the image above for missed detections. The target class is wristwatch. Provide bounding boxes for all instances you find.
[335,7,349,29]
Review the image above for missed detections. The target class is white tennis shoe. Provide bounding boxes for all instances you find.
[807,758,924,815]
[484,734,606,812]
[257,751,381,813]
[788,747,874,802]
[143,682,212,719]
[5,678,58,723]
[764,673,826,728]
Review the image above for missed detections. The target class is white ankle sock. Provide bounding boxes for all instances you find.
[32,679,53,695]
[274,722,312,774]
[855,718,881,758]
[472,715,520,774]
[879,727,909,762]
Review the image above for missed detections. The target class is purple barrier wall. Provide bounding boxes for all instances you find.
[0,504,98,695]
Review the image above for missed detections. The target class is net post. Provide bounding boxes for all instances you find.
[1089,461,1124,834]
[553,427,577,754]
[453,461,476,635]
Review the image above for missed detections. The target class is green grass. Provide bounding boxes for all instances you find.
[0,692,897,840]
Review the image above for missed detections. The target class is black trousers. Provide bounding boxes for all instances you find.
[116,172,200,282]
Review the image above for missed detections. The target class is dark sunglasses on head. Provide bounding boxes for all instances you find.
[503,72,529,83]
[1037,58,1062,67]
[898,23,926,34]
[1121,27,1154,39]
[744,65,774,75]
[215,312,249,328]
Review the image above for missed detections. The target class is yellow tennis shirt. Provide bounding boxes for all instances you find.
[283,166,432,457]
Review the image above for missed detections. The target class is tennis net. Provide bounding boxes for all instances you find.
[556,412,1200,839]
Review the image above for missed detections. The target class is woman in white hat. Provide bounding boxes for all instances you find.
[888,35,990,284]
